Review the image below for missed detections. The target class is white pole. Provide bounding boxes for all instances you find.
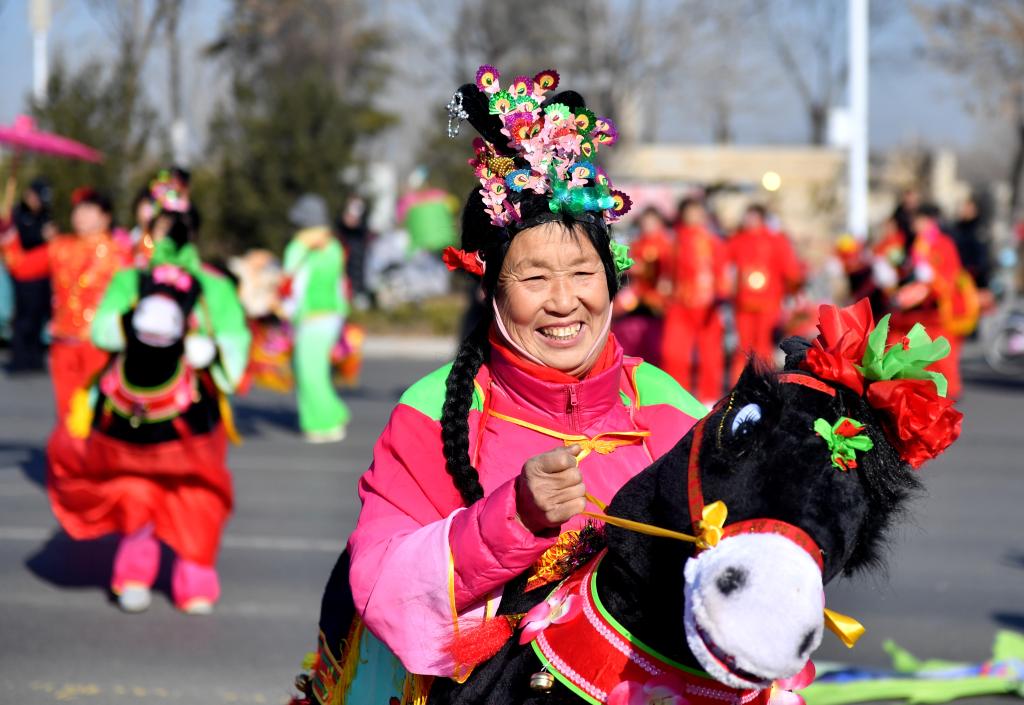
[29,0,52,104]
[848,0,869,239]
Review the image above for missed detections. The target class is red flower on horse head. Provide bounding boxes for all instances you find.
[801,298,874,395]
[801,299,962,469]
[866,379,962,469]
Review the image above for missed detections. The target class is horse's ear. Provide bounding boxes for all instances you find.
[735,356,777,398]
[780,336,812,370]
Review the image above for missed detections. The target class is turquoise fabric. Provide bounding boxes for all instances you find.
[345,629,409,702]
[0,262,12,338]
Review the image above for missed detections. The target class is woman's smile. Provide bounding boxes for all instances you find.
[537,321,584,344]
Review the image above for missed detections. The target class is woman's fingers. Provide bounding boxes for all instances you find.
[516,444,589,534]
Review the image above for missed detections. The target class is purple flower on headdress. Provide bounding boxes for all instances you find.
[593,123,619,147]
[476,65,500,93]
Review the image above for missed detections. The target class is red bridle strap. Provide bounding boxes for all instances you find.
[686,375,833,570]
[777,372,837,397]
[721,519,824,572]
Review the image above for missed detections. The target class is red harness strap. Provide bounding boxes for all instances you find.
[531,551,769,705]
[687,375,831,569]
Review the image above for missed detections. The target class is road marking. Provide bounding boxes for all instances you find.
[0,526,342,553]
[26,680,290,703]
[1,591,316,619]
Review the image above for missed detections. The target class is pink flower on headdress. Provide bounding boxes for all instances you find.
[152,264,193,292]
[607,674,690,705]
[518,587,582,645]
[554,132,583,157]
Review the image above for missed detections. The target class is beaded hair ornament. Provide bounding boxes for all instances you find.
[447,64,633,237]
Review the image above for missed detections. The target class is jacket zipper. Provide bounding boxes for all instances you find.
[566,385,581,433]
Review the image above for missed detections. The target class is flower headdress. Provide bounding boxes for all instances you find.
[444,65,632,276]
[149,169,190,216]
[802,299,962,469]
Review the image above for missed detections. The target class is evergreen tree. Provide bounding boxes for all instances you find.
[27,54,156,229]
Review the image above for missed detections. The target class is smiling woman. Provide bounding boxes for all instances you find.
[296,65,707,705]
[496,223,611,376]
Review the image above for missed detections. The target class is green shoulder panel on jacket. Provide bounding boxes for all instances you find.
[633,362,709,419]
[91,269,140,351]
[398,362,485,422]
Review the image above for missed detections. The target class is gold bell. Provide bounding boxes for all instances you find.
[529,669,555,692]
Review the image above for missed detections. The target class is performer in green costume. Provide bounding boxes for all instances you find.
[284,194,351,443]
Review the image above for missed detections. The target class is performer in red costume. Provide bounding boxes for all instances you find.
[662,198,728,404]
[611,207,672,364]
[1,188,131,420]
[725,205,804,382]
[871,204,967,398]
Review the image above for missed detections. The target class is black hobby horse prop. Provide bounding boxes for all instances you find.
[290,299,962,705]
[425,299,962,705]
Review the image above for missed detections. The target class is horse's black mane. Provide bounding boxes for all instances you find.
[779,337,922,576]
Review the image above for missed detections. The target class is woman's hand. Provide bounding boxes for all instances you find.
[515,444,586,535]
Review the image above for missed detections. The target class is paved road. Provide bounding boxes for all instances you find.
[0,346,1020,704]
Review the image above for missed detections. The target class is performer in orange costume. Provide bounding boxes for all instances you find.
[1,188,131,420]
[725,205,804,382]
[872,204,966,398]
[629,207,673,307]
[662,198,728,404]
[611,207,672,364]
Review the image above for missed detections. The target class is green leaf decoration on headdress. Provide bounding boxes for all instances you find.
[814,417,875,472]
[151,237,201,273]
[858,314,951,397]
[609,240,634,274]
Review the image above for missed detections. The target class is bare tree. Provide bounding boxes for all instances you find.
[914,1,1024,217]
[86,0,184,165]
[752,0,847,145]
[749,0,894,146]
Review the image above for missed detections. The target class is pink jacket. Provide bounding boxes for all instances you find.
[347,339,705,675]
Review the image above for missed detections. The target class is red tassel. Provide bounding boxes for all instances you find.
[447,617,515,667]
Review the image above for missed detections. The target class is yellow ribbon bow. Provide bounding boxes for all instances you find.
[581,500,728,549]
[695,501,728,549]
[824,608,866,648]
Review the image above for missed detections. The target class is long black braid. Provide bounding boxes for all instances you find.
[440,318,490,504]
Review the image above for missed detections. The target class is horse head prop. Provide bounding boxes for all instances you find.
[92,263,222,441]
[435,299,962,705]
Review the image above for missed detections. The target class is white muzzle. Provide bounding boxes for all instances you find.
[132,294,185,348]
[684,532,824,689]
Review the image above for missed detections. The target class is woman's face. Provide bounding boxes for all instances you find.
[71,203,110,236]
[496,222,611,376]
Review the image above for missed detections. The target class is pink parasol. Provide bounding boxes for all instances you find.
[0,115,103,163]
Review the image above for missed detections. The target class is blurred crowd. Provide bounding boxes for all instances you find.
[0,171,365,442]
[0,171,1005,424]
[611,189,992,405]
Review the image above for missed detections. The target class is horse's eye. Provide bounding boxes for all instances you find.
[731,403,762,436]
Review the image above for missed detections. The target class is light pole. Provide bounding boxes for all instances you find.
[847,0,869,239]
[29,0,52,105]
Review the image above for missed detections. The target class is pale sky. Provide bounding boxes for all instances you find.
[0,0,983,158]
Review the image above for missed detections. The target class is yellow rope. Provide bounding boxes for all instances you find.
[486,409,650,462]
